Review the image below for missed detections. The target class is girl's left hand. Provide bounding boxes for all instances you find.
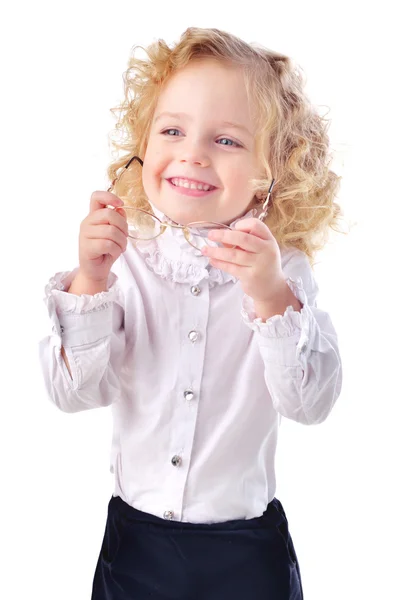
[201,218,286,304]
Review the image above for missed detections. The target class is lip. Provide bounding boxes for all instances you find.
[166,178,217,197]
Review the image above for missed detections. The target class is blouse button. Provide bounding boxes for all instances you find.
[171,455,182,467]
[188,330,200,342]
[190,285,201,296]
[184,389,194,401]
[300,341,308,353]
[163,510,174,520]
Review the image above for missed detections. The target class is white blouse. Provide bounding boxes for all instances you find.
[39,215,342,524]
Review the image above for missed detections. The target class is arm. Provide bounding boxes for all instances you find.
[253,280,303,321]
[60,271,111,378]
[38,264,126,413]
[242,248,343,425]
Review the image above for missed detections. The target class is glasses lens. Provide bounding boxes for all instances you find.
[124,208,163,240]
[185,222,233,250]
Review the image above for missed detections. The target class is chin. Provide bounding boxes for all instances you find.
[161,206,208,225]
[170,212,203,226]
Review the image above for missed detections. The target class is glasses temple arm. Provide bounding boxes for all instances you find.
[258,178,276,220]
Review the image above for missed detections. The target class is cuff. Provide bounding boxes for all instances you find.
[44,269,120,345]
[241,276,311,362]
[44,269,119,314]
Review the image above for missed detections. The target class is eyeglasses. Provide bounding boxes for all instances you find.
[107,155,275,251]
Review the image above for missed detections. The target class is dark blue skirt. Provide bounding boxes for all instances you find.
[91,495,304,599]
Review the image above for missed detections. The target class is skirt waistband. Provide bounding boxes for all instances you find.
[108,494,287,531]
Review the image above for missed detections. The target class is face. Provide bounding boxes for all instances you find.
[142,59,264,225]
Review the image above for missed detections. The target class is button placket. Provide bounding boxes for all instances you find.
[163,282,210,522]
[189,286,201,343]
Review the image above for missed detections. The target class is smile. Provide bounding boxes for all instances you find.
[166,178,217,197]
[168,178,216,191]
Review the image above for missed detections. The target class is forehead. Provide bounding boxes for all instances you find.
[154,59,254,129]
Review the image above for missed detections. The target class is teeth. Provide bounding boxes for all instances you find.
[171,178,212,191]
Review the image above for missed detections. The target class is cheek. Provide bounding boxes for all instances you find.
[142,159,165,194]
[223,168,254,203]
[141,163,152,195]
[143,150,169,181]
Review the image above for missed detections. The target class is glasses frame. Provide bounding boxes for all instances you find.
[106,155,276,250]
[119,206,236,250]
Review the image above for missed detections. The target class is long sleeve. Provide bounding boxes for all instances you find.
[241,248,343,425]
[38,266,126,413]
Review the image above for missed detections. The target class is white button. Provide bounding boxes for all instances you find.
[188,330,199,342]
[163,510,174,520]
[190,286,201,296]
[184,389,194,401]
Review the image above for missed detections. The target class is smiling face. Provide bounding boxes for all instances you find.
[142,58,264,225]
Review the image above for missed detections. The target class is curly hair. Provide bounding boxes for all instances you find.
[107,27,348,266]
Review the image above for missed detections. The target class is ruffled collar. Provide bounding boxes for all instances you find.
[133,204,258,287]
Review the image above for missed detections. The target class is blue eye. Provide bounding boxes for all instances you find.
[162,128,181,136]
[217,138,240,147]
[160,129,241,147]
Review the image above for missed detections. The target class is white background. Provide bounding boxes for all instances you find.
[1,1,399,598]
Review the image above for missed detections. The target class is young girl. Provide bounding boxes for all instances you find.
[39,27,344,599]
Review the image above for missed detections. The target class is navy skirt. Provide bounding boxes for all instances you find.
[91,495,304,599]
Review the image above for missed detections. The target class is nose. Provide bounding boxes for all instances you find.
[179,141,211,167]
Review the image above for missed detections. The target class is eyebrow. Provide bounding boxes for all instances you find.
[153,111,253,137]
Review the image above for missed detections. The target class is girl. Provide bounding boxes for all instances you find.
[39,27,344,599]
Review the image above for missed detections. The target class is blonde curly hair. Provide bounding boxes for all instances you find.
[107,27,348,266]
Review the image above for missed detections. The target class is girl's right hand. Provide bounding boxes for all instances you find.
[77,191,129,284]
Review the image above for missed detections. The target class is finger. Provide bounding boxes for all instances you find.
[86,224,128,252]
[234,218,273,241]
[202,245,254,267]
[90,207,129,237]
[115,207,127,220]
[208,258,244,278]
[86,238,123,261]
[90,190,124,214]
[208,228,266,253]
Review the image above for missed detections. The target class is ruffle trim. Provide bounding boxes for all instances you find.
[135,240,237,287]
[132,206,258,286]
[241,276,310,339]
[44,269,120,315]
